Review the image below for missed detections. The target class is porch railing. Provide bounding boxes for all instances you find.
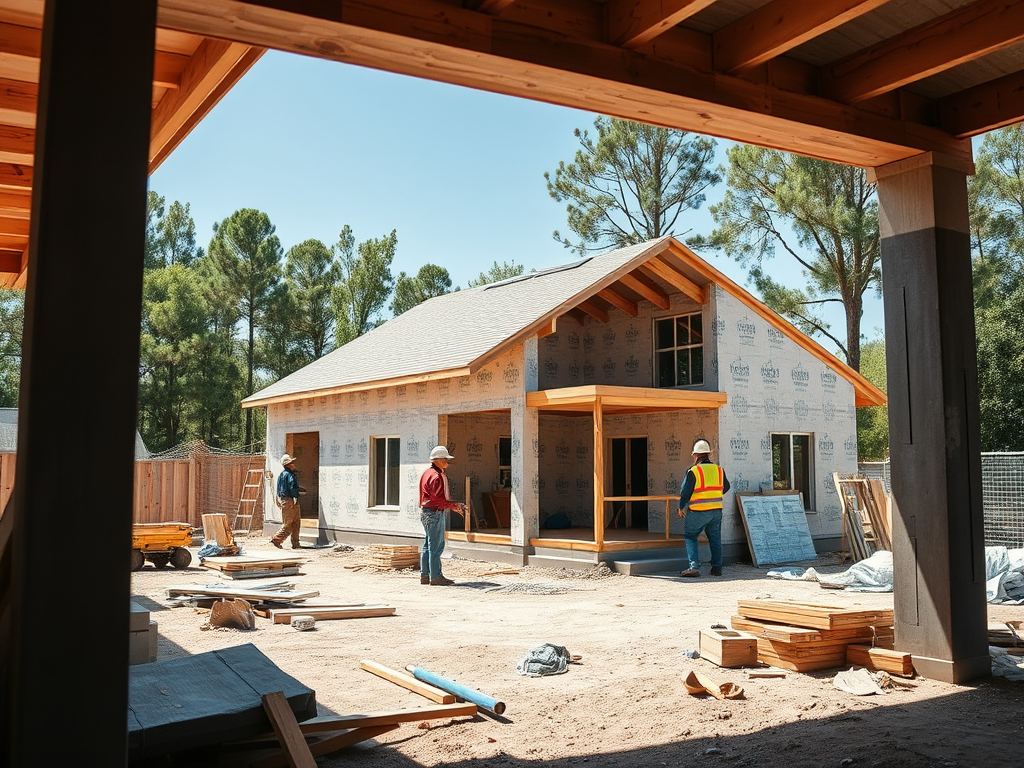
[601,495,679,545]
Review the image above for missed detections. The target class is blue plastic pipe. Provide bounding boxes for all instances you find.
[406,665,506,715]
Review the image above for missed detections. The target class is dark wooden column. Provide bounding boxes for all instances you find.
[1,2,156,765]
[871,152,990,684]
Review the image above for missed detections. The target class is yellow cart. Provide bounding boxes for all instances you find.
[131,523,194,571]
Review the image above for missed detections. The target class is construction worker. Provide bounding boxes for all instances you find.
[271,453,305,549]
[677,439,730,577]
[418,445,466,586]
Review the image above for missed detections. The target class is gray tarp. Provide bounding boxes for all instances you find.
[516,643,571,677]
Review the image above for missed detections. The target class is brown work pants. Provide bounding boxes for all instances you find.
[272,500,301,548]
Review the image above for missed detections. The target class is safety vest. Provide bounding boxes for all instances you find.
[688,463,724,511]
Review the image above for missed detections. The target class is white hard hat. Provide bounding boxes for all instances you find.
[692,440,712,454]
[429,445,455,461]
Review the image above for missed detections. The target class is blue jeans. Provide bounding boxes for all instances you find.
[420,509,446,579]
[683,509,723,570]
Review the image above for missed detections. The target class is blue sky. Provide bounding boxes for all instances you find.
[150,49,885,356]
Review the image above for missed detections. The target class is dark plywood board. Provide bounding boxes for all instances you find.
[127,643,316,760]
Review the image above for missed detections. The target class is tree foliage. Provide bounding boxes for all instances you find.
[690,146,879,371]
[392,263,452,315]
[333,226,396,344]
[145,192,202,269]
[855,337,888,460]
[546,116,719,254]
[969,125,1024,450]
[207,208,283,449]
[0,289,24,408]
[283,238,341,360]
[466,260,525,288]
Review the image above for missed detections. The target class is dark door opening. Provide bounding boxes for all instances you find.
[609,437,648,529]
[286,431,320,519]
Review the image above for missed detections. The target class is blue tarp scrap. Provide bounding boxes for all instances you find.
[516,643,572,677]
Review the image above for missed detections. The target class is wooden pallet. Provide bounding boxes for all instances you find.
[202,554,308,572]
[368,545,421,569]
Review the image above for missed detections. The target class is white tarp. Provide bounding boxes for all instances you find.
[985,546,1024,604]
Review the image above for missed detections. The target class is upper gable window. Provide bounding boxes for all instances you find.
[654,312,704,387]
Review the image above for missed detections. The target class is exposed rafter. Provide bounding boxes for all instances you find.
[0,124,32,165]
[640,259,706,304]
[536,316,557,339]
[617,272,671,310]
[939,70,1024,138]
[713,0,887,74]
[597,287,639,317]
[605,0,718,48]
[823,0,1024,104]
[577,299,610,323]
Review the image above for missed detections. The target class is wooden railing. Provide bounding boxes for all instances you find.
[601,494,680,542]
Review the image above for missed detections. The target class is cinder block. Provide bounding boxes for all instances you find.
[129,620,158,665]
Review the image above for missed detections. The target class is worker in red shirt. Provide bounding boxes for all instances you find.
[419,445,466,586]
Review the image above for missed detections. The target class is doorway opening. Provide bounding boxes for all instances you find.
[608,436,648,530]
[286,431,320,520]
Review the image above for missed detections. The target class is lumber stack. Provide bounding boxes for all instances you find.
[201,553,307,579]
[368,545,420,569]
[732,600,902,673]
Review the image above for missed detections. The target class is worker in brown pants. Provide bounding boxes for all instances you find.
[272,453,304,549]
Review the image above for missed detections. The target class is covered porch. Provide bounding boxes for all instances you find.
[526,385,727,557]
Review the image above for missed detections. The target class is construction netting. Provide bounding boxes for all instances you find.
[860,454,1024,548]
[136,441,267,531]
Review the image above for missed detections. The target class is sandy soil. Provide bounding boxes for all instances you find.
[131,540,1024,768]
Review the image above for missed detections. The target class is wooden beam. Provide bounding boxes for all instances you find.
[0,125,33,165]
[618,271,670,309]
[593,395,603,550]
[939,70,1024,138]
[149,38,263,170]
[713,0,887,74]
[824,0,1024,104]
[471,0,518,14]
[0,78,37,124]
[260,691,317,768]
[577,299,609,323]
[596,287,638,317]
[0,217,29,237]
[296,703,478,734]
[640,259,705,304]
[535,315,557,339]
[0,21,186,89]
[0,189,30,218]
[157,0,970,169]
[0,251,21,272]
[605,0,718,48]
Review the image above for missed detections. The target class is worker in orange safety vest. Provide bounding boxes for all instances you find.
[677,440,730,578]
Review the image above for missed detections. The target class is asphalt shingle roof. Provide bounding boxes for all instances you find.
[245,239,670,404]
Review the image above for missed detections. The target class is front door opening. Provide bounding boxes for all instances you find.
[287,431,320,519]
[609,437,648,530]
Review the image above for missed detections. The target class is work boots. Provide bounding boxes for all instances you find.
[430,577,455,586]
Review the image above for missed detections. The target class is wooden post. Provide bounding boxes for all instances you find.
[593,396,604,550]
[665,499,670,541]
[1,1,157,762]
[464,476,471,533]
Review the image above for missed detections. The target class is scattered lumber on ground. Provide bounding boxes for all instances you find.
[732,600,901,673]
[360,660,456,704]
[201,553,308,579]
[166,582,319,603]
[266,605,395,624]
[368,544,420,569]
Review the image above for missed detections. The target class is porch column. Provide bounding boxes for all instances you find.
[593,396,604,549]
[1,1,157,763]
[871,152,989,683]
[513,337,540,547]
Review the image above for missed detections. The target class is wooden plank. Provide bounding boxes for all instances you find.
[250,725,397,768]
[617,271,670,309]
[593,395,604,550]
[271,606,395,624]
[360,660,456,705]
[297,703,478,733]
[605,0,718,48]
[638,261,705,304]
[846,645,914,677]
[166,584,319,601]
[596,287,638,317]
[736,600,893,631]
[252,603,364,618]
[261,691,317,768]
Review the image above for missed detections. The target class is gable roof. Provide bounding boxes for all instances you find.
[243,237,886,408]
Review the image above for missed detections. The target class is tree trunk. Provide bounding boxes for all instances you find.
[845,293,862,372]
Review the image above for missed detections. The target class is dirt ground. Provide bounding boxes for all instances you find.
[130,540,1024,768]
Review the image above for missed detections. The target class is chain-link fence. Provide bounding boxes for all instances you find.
[859,454,1024,548]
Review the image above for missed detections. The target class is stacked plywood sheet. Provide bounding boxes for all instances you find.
[369,545,420,569]
[732,600,901,673]
[201,553,307,579]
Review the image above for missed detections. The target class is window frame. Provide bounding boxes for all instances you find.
[498,436,512,489]
[653,310,705,389]
[770,431,815,511]
[369,435,401,510]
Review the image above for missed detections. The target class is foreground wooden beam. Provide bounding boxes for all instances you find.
[157,0,970,168]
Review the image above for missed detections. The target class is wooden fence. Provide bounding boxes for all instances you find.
[0,451,265,530]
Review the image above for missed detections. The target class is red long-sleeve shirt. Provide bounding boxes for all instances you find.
[418,464,460,511]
